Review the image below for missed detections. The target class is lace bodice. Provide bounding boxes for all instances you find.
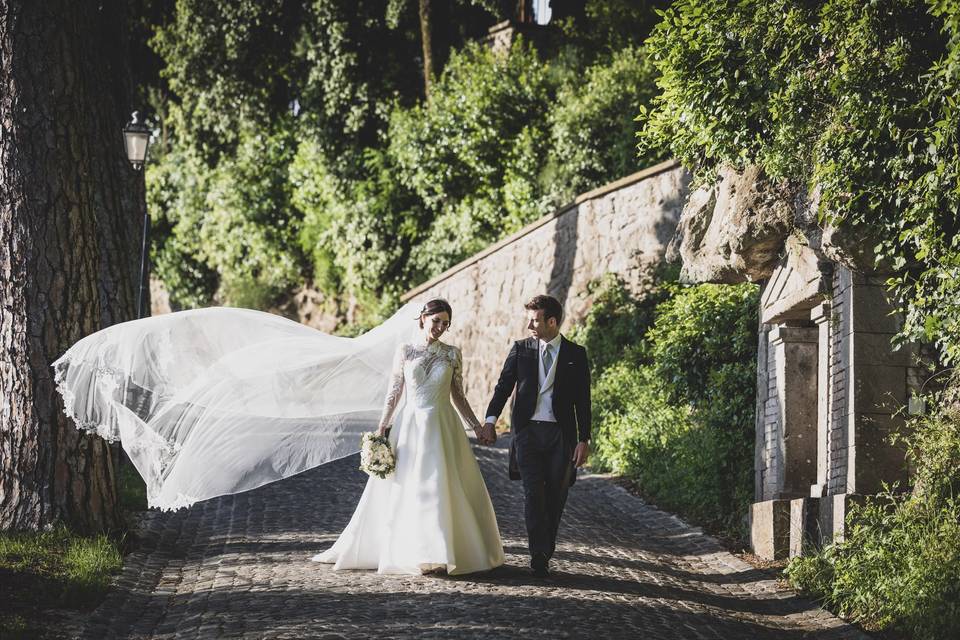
[377,341,481,432]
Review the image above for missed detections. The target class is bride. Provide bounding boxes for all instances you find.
[312,299,505,575]
[52,295,503,574]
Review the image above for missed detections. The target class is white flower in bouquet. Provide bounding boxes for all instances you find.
[359,432,396,479]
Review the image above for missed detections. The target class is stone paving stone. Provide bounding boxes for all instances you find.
[77,438,870,640]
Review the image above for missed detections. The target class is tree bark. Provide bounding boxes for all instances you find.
[0,0,143,533]
[419,0,433,99]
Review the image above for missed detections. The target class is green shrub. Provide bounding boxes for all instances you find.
[566,271,670,375]
[292,142,428,313]
[786,384,960,637]
[147,142,219,308]
[548,46,666,202]
[388,40,557,277]
[582,278,758,535]
[788,495,960,638]
[647,283,759,405]
[150,122,305,309]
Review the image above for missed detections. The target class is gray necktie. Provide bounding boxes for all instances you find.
[542,343,554,373]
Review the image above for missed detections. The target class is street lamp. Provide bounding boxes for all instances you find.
[123,111,152,318]
[123,111,151,170]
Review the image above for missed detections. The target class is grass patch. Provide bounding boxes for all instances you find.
[0,461,146,638]
[0,526,122,608]
[0,525,124,638]
[0,614,29,637]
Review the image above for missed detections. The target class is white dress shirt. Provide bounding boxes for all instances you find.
[486,334,561,425]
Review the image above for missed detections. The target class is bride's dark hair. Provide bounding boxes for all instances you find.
[417,298,453,328]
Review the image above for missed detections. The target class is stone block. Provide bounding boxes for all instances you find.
[818,493,865,545]
[853,364,907,414]
[750,499,792,560]
[850,286,902,333]
[853,332,913,367]
[789,498,822,557]
[853,413,908,494]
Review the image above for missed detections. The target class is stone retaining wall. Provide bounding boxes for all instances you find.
[402,159,690,417]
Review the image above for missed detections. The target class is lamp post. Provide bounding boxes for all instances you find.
[123,111,152,318]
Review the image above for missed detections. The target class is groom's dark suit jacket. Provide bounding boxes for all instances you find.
[485,336,591,446]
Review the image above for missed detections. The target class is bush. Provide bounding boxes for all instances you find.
[388,40,556,277]
[566,271,670,375]
[786,384,960,638]
[147,142,219,308]
[647,283,759,405]
[787,495,960,638]
[150,123,305,309]
[548,46,666,201]
[579,277,759,535]
[292,142,428,314]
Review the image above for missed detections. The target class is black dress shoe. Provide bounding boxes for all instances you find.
[532,565,550,578]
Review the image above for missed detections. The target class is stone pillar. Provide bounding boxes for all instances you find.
[809,302,831,498]
[789,497,821,558]
[754,323,774,501]
[849,276,910,494]
[770,325,819,498]
[750,499,791,560]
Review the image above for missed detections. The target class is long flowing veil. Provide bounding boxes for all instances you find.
[52,302,420,511]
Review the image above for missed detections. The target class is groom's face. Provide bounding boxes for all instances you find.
[526,309,558,342]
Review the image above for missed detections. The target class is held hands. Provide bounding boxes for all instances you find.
[572,441,590,468]
[473,422,497,446]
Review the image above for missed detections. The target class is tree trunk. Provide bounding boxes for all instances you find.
[419,0,433,99]
[0,0,143,533]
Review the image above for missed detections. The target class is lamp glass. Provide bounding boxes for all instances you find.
[124,130,150,167]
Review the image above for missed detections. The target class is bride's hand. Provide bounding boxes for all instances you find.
[472,424,486,444]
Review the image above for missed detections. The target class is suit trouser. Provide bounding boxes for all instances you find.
[514,420,572,565]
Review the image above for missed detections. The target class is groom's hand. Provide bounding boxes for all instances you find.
[572,442,590,468]
[481,422,497,445]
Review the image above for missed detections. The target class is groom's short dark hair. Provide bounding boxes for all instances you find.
[525,295,563,324]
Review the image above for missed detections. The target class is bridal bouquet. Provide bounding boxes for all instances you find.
[359,432,396,479]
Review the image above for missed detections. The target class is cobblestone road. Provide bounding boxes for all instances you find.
[80,438,868,639]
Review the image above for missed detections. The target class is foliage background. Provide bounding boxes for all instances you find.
[569,275,759,536]
[143,0,669,327]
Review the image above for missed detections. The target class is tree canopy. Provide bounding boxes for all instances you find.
[143,0,669,324]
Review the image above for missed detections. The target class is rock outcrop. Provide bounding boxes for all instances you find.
[667,165,796,283]
[668,164,887,284]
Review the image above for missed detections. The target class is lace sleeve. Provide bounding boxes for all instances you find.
[377,344,406,432]
[450,347,481,431]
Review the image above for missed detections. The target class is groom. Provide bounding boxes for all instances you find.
[481,294,591,578]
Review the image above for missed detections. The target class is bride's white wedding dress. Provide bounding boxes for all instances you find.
[312,340,505,575]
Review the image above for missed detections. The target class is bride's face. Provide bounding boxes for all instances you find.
[422,312,451,342]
